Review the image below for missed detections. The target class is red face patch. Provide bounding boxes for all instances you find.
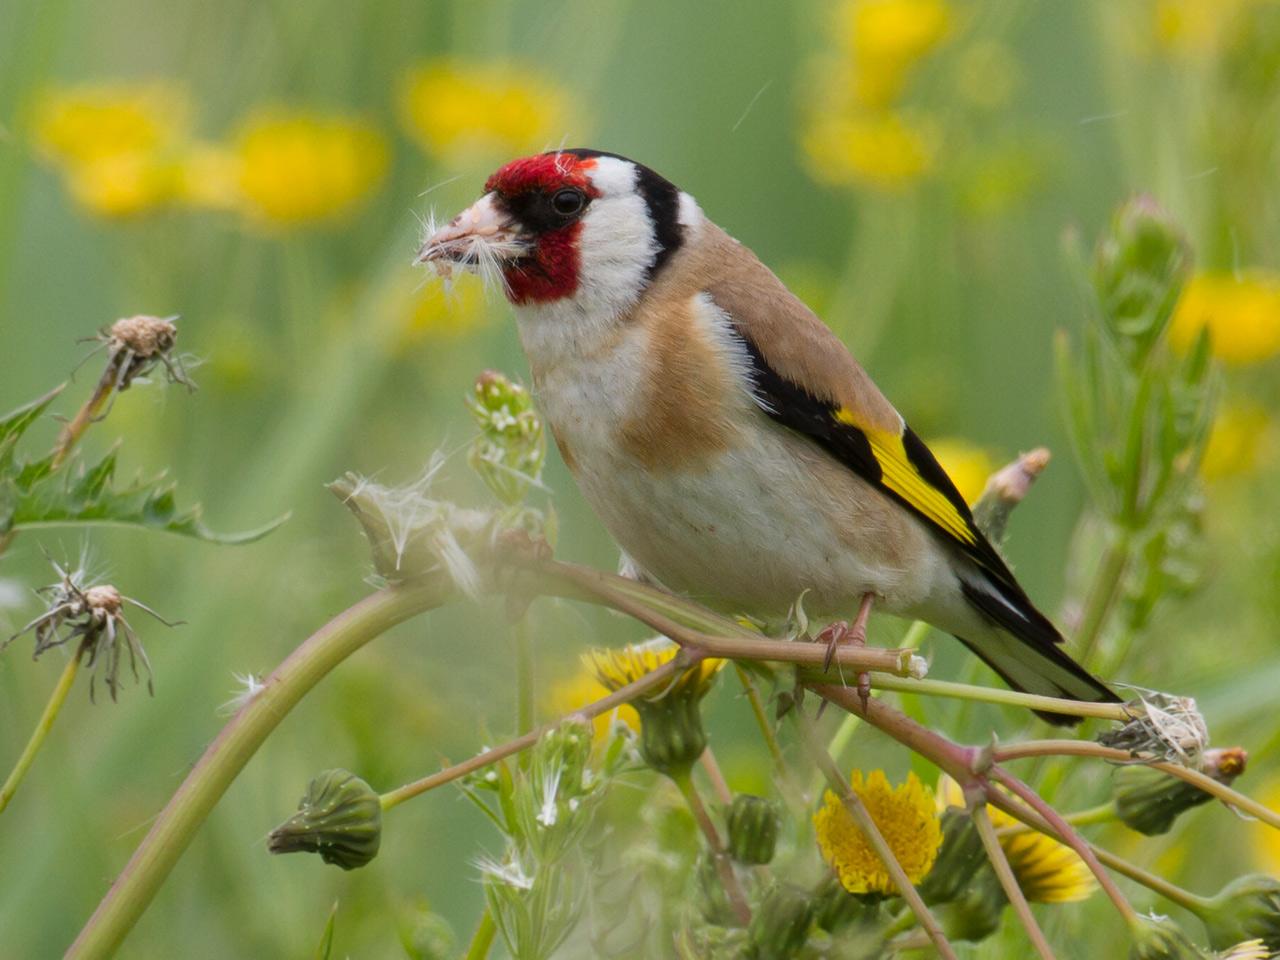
[484,153,600,305]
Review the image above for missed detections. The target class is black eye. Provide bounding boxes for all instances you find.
[551,188,585,217]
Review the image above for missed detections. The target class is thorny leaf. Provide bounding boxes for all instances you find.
[1,446,285,543]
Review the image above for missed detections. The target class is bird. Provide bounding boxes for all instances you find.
[417,148,1119,725]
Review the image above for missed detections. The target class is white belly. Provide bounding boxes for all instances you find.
[516,296,952,625]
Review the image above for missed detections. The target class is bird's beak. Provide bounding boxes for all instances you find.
[415,193,524,268]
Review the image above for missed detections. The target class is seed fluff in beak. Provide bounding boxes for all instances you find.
[415,193,526,294]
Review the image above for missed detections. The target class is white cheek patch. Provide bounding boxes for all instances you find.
[573,194,658,317]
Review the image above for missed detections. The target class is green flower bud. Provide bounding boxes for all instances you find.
[635,690,709,777]
[1092,195,1191,366]
[1129,915,1209,959]
[812,874,882,934]
[1192,875,1280,952]
[726,795,780,865]
[466,370,545,506]
[268,769,381,870]
[1115,748,1247,836]
[746,883,815,960]
[919,808,987,905]
[399,904,457,960]
[935,864,1007,943]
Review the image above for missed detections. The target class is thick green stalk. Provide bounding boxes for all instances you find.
[462,909,497,960]
[512,618,534,738]
[0,649,81,814]
[66,578,450,960]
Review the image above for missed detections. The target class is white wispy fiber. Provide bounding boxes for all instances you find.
[415,204,526,298]
[218,671,266,716]
[341,455,482,597]
[474,853,534,891]
[535,767,562,828]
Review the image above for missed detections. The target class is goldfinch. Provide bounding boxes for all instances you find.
[418,149,1118,725]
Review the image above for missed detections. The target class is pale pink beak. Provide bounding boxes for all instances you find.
[415,193,524,267]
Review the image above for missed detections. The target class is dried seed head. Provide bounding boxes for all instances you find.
[3,558,176,702]
[109,314,177,358]
[1100,689,1209,765]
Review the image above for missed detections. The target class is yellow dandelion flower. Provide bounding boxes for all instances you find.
[233,109,388,227]
[814,769,943,895]
[803,111,938,191]
[62,151,178,218]
[1202,402,1274,482]
[397,60,567,160]
[840,0,954,108]
[937,775,1095,903]
[584,637,722,701]
[1169,272,1280,365]
[33,81,187,167]
[32,81,188,218]
[585,638,724,775]
[544,667,639,746]
[929,438,995,505]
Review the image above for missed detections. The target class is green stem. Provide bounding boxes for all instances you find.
[378,654,686,812]
[462,908,497,960]
[734,664,785,772]
[989,768,1138,924]
[512,617,534,739]
[672,769,752,925]
[999,800,1117,835]
[1090,846,1208,915]
[791,705,959,960]
[797,670,1133,721]
[993,739,1280,830]
[0,648,81,814]
[1073,531,1132,665]
[971,803,1057,960]
[66,578,451,960]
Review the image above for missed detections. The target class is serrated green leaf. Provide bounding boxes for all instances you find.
[3,452,287,544]
[0,384,65,448]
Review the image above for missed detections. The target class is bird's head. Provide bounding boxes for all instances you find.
[417,149,696,316]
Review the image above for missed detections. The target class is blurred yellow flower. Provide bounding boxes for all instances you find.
[584,637,723,702]
[840,0,954,108]
[930,438,995,505]
[803,111,938,190]
[234,109,388,226]
[398,60,567,160]
[814,769,942,894]
[1169,271,1280,365]
[1201,402,1273,482]
[32,81,188,218]
[938,775,1096,902]
[394,272,488,349]
[544,668,639,746]
[1154,0,1250,57]
[1250,778,1280,874]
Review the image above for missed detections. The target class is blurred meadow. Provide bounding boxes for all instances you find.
[2,0,1280,957]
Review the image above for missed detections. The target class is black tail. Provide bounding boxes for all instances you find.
[957,578,1120,727]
